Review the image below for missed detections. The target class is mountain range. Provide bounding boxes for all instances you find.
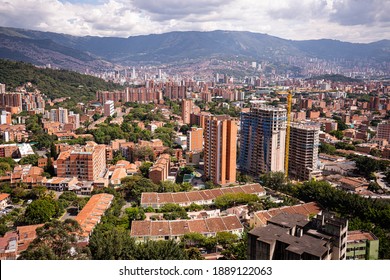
[0,26,389,71]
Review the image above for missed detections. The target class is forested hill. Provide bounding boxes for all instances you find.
[307,74,362,83]
[0,59,122,102]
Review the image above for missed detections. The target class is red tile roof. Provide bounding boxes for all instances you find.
[0,193,10,201]
[130,216,243,237]
[140,183,265,207]
[254,202,322,227]
[75,193,114,237]
[150,221,171,236]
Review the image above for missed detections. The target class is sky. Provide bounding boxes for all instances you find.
[0,0,389,43]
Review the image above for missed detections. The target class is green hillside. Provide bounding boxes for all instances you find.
[307,74,362,83]
[0,59,122,102]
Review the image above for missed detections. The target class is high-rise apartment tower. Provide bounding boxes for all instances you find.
[239,105,286,175]
[204,115,237,185]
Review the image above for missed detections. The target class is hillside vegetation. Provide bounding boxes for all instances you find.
[0,59,122,102]
[307,74,362,83]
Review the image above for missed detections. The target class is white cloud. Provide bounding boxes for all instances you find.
[0,0,388,42]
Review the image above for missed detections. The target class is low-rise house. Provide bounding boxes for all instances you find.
[338,177,369,194]
[75,193,114,242]
[0,224,43,260]
[110,167,127,186]
[250,202,322,228]
[347,230,379,260]
[68,181,94,195]
[45,177,79,191]
[141,183,266,209]
[0,193,10,210]
[131,215,243,242]
[187,209,221,220]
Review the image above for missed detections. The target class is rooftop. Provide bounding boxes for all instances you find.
[254,202,322,227]
[131,215,243,237]
[0,193,10,201]
[141,183,265,206]
[347,230,378,242]
[75,193,114,237]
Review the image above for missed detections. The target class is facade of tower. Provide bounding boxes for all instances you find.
[181,99,192,124]
[239,105,286,176]
[288,123,320,181]
[377,121,390,142]
[204,115,237,185]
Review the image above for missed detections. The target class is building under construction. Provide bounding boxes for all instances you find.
[288,122,321,181]
[239,105,286,176]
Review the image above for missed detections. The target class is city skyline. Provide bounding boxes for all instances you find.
[0,0,389,43]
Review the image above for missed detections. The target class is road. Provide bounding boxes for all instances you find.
[374,172,390,191]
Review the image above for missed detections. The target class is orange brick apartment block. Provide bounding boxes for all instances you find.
[187,127,203,152]
[57,141,106,181]
[204,115,237,185]
[149,154,170,184]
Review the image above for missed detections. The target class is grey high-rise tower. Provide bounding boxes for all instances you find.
[239,105,286,176]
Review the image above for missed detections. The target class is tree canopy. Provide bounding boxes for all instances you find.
[19,219,90,260]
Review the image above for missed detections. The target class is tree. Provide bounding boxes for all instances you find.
[319,143,336,155]
[214,193,260,209]
[59,191,78,202]
[50,142,58,159]
[329,130,343,140]
[335,142,355,150]
[89,228,188,260]
[186,247,204,260]
[121,175,158,202]
[182,166,195,174]
[125,207,146,225]
[237,171,254,184]
[24,198,60,224]
[260,172,285,190]
[0,157,16,169]
[221,231,248,260]
[0,223,8,236]
[368,182,381,192]
[137,240,188,260]
[351,155,388,178]
[0,162,11,176]
[205,180,217,189]
[160,203,184,213]
[180,182,193,192]
[111,150,125,165]
[182,232,206,247]
[179,124,190,134]
[19,154,39,166]
[159,181,180,193]
[186,203,203,211]
[160,203,188,220]
[29,185,48,200]
[139,162,153,178]
[216,232,238,247]
[370,149,381,157]
[89,227,137,260]
[133,146,154,161]
[18,219,90,260]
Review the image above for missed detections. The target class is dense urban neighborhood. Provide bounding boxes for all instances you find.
[0,53,389,261]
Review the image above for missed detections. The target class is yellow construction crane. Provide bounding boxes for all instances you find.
[284,91,292,178]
